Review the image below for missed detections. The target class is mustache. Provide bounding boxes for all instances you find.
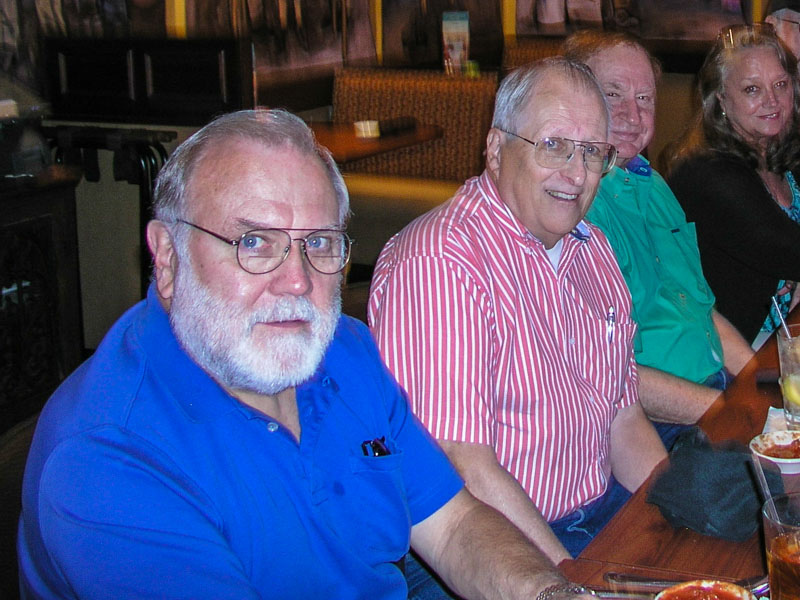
[248,296,318,326]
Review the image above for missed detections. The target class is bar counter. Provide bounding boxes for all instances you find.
[560,315,790,587]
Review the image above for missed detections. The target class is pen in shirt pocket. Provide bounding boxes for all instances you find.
[606,306,615,343]
[361,436,391,457]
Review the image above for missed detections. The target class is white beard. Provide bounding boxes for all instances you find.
[169,258,341,396]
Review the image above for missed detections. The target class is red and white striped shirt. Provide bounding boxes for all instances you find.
[368,171,639,521]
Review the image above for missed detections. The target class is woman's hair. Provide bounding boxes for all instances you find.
[684,24,800,173]
[658,111,709,177]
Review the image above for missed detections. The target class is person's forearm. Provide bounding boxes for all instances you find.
[712,310,754,374]
[637,365,722,424]
[609,402,667,492]
[439,439,571,563]
[411,489,568,600]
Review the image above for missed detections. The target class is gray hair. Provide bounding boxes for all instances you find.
[153,108,350,228]
[492,57,610,136]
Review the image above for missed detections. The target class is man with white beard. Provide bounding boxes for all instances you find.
[18,109,591,600]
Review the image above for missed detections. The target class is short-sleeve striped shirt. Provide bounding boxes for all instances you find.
[368,171,639,521]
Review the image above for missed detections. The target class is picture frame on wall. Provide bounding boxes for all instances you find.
[251,0,378,110]
[381,0,502,69]
[516,0,748,41]
[9,0,380,114]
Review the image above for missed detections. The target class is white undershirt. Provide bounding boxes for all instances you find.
[544,237,564,270]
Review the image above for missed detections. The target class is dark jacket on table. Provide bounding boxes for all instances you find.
[667,150,800,343]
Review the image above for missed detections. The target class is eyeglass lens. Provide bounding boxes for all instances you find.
[535,137,615,174]
[238,229,350,275]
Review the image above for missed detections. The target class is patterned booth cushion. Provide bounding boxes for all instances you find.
[501,36,566,75]
[332,68,498,182]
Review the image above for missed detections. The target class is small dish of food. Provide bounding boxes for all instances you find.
[750,430,800,475]
[654,580,755,600]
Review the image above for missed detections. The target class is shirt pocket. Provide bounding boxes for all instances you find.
[656,222,713,299]
[337,451,411,563]
[570,306,637,405]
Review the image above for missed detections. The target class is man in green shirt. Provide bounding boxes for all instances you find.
[565,31,754,447]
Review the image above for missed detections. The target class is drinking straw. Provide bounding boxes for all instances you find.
[751,450,780,522]
[772,295,792,339]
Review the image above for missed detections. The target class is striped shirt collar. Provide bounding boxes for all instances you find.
[624,155,652,177]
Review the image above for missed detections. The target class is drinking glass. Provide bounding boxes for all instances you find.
[763,493,800,600]
[777,324,800,430]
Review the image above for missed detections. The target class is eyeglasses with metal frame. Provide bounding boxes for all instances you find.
[176,219,352,275]
[498,130,618,175]
[717,22,778,48]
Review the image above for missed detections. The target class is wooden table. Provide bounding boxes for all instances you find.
[560,321,788,589]
[309,122,443,165]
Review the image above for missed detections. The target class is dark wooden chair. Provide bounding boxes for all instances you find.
[341,280,371,324]
[0,413,39,600]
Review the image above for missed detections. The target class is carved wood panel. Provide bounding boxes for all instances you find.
[0,171,83,434]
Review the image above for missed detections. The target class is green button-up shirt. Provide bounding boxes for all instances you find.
[587,156,723,383]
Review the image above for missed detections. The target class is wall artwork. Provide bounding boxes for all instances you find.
[250,0,377,104]
[1,0,379,110]
[516,0,747,40]
[2,0,161,93]
[381,0,502,69]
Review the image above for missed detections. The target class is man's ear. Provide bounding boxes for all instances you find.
[147,220,178,302]
[486,128,504,180]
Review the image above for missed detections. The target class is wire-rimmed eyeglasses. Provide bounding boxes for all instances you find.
[718,22,777,49]
[499,130,617,175]
[177,219,352,275]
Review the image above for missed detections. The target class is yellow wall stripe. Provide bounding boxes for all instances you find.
[166,0,187,38]
[371,0,383,64]
[753,0,763,22]
[502,0,516,40]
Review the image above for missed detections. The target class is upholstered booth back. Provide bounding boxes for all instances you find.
[332,68,498,183]
[501,36,566,74]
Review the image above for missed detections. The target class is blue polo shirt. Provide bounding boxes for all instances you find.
[19,285,463,599]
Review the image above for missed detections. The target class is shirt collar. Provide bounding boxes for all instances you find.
[570,221,591,241]
[136,285,243,422]
[137,284,342,424]
[624,154,652,177]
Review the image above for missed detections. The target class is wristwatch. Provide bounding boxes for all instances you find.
[536,583,595,600]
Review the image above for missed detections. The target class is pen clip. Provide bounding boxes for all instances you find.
[606,305,616,343]
[361,436,391,457]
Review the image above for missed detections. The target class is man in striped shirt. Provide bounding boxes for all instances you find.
[369,58,667,575]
